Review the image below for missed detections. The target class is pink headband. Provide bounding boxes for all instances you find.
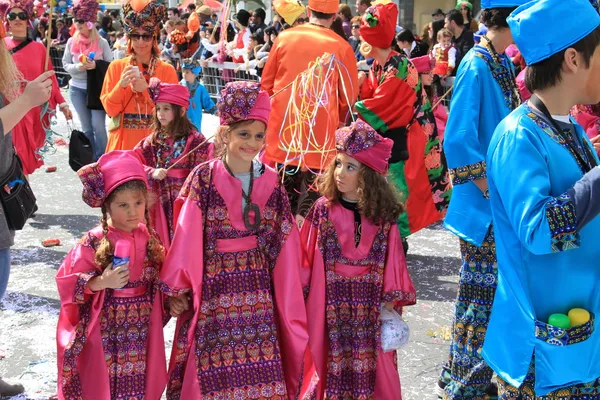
[78,151,149,208]
[336,119,393,175]
[217,81,270,126]
[148,78,190,109]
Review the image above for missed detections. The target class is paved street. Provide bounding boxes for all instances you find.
[0,91,461,399]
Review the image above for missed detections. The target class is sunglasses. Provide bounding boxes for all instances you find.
[296,18,307,24]
[352,24,360,29]
[74,18,86,24]
[7,12,28,21]
[130,33,154,42]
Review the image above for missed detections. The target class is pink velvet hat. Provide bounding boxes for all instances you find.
[336,119,393,175]
[148,78,190,109]
[77,151,149,208]
[217,81,270,126]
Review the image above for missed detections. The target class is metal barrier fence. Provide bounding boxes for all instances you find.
[49,45,71,88]
[201,61,260,102]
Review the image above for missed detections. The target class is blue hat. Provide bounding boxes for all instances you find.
[509,0,600,65]
[182,58,202,75]
[481,0,528,8]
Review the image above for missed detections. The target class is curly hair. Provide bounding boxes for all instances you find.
[95,180,164,270]
[318,156,404,225]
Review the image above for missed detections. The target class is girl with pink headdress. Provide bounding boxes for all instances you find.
[134,78,213,249]
[301,119,416,399]
[56,151,170,399]
[159,81,317,400]
[0,0,72,174]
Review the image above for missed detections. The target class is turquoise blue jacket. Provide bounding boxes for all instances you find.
[181,79,216,132]
[484,104,600,395]
[443,47,517,246]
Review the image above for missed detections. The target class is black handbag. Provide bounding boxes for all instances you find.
[68,124,94,172]
[0,151,37,231]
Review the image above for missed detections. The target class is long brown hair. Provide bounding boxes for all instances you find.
[318,156,404,225]
[95,180,164,270]
[152,103,196,141]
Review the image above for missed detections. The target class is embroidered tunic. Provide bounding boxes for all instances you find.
[159,159,317,400]
[355,52,452,237]
[484,103,600,395]
[134,130,213,248]
[55,224,167,400]
[301,198,416,399]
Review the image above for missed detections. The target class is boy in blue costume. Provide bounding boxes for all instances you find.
[485,0,600,397]
[180,58,216,132]
[439,1,527,398]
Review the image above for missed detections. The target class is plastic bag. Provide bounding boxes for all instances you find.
[380,306,410,352]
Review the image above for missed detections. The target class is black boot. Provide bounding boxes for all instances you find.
[0,377,24,397]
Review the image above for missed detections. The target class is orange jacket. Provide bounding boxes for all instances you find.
[261,24,358,170]
[101,56,178,151]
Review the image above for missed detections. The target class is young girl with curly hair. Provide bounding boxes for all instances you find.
[301,119,417,399]
[55,151,175,399]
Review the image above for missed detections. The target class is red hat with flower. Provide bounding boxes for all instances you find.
[359,0,398,50]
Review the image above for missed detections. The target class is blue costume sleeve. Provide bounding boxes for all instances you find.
[489,125,580,255]
[199,85,216,113]
[443,66,486,186]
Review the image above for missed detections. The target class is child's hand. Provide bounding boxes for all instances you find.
[152,168,168,180]
[101,264,130,289]
[169,294,190,317]
[358,71,367,87]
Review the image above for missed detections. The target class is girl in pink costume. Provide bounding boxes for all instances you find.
[159,81,317,399]
[301,119,416,399]
[134,78,212,249]
[56,151,170,400]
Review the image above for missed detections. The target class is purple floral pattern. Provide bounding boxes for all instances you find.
[165,161,296,399]
[305,198,415,399]
[335,120,382,155]
[77,162,106,208]
[217,81,260,125]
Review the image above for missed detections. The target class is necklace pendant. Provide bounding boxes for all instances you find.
[243,203,261,230]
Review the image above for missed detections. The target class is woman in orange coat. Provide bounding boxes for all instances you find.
[100,0,178,152]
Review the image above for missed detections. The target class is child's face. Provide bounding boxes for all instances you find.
[155,102,177,128]
[183,69,196,83]
[440,36,452,48]
[107,190,146,232]
[421,71,433,86]
[334,153,361,201]
[225,120,267,164]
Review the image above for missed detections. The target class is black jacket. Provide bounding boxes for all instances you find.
[452,29,474,75]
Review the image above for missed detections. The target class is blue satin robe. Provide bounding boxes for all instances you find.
[484,104,600,395]
[443,48,516,246]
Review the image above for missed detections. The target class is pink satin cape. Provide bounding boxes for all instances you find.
[300,202,416,399]
[159,159,317,399]
[55,224,167,400]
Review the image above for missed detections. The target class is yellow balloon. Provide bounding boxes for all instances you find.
[568,308,591,327]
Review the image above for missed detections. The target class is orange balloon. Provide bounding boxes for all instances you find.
[129,0,150,12]
[188,12,200,33]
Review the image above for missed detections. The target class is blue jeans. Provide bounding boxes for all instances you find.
[0,248,10,301]
[70,86,108,160]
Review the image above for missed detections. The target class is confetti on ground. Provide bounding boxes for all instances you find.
[426,325,452,341]
[41,239,61,247]
[45,166,57,173]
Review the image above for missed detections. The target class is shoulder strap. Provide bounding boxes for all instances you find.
[9,38,32,55]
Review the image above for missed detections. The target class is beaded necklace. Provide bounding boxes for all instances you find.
[478,35,521,111]
[154,128,187,168]
[222,158,261,230]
